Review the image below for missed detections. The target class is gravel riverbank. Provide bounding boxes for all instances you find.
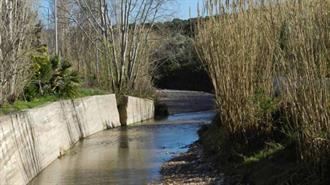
[151,142,224,185]
[151,90,221,185]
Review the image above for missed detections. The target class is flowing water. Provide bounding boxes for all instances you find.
[28,111,216,185]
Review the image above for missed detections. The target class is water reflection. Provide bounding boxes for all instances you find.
[119,127,129,149]
[28,111,216,185]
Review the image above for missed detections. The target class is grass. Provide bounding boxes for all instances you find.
[0,88,108,115]
[243,142,284,165]
[0,96,59,115]
[199,123,317,185]
[78,88,107,97]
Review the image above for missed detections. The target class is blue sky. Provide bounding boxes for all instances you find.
[37,0,203,22]
[172,0,203,19]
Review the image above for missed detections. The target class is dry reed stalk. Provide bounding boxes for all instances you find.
[276,0,330,172]
[196,0,330,175]
[196,0,278,136]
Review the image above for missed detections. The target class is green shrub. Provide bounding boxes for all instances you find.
[25,46,52,100]
[50,56,80,98]
[24,49,80,100]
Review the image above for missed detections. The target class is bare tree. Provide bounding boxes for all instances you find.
[0,0,38,104]
[71,0,170,95]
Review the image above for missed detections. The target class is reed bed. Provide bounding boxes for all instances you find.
[196,0,330,179]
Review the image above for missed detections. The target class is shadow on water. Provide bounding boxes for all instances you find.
[28,111,216,185]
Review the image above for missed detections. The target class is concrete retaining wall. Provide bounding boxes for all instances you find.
[156,90,215,115]
[0,94,121,185]
[118,96,155,126]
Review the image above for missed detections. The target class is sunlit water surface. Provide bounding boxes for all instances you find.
[28,111,216,185]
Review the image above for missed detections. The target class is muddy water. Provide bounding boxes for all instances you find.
[28,111,216,185]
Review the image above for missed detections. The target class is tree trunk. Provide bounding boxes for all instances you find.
[7,0,17,101]
[0,1,3,105]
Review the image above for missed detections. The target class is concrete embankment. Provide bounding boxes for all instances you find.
[118,96,154,126]
[156,90,216,115]
[0,94,154,185]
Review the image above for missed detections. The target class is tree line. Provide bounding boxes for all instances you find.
[1,0,181,108]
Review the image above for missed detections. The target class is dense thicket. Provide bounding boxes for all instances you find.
[39,0,182,99]
[1,0,84,108]
[196,0,330,184]
[42,10,213,93]
[151,18,213,92]
[1,0,211,110]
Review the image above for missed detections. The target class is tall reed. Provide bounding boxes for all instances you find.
[196,0,330,177]
[276,0,330,175]
[196,0,279,137]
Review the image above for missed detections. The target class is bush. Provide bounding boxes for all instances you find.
[24,48,80,100]
[25,46,52,100]
[50,56,80,98]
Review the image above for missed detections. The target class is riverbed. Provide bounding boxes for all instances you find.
[28,111,216,185]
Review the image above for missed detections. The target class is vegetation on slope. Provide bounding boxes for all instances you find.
[151,18,213,92]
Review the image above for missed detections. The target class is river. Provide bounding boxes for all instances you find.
[28,110,216,185]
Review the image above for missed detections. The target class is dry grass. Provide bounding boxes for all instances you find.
[196,0,330,179]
